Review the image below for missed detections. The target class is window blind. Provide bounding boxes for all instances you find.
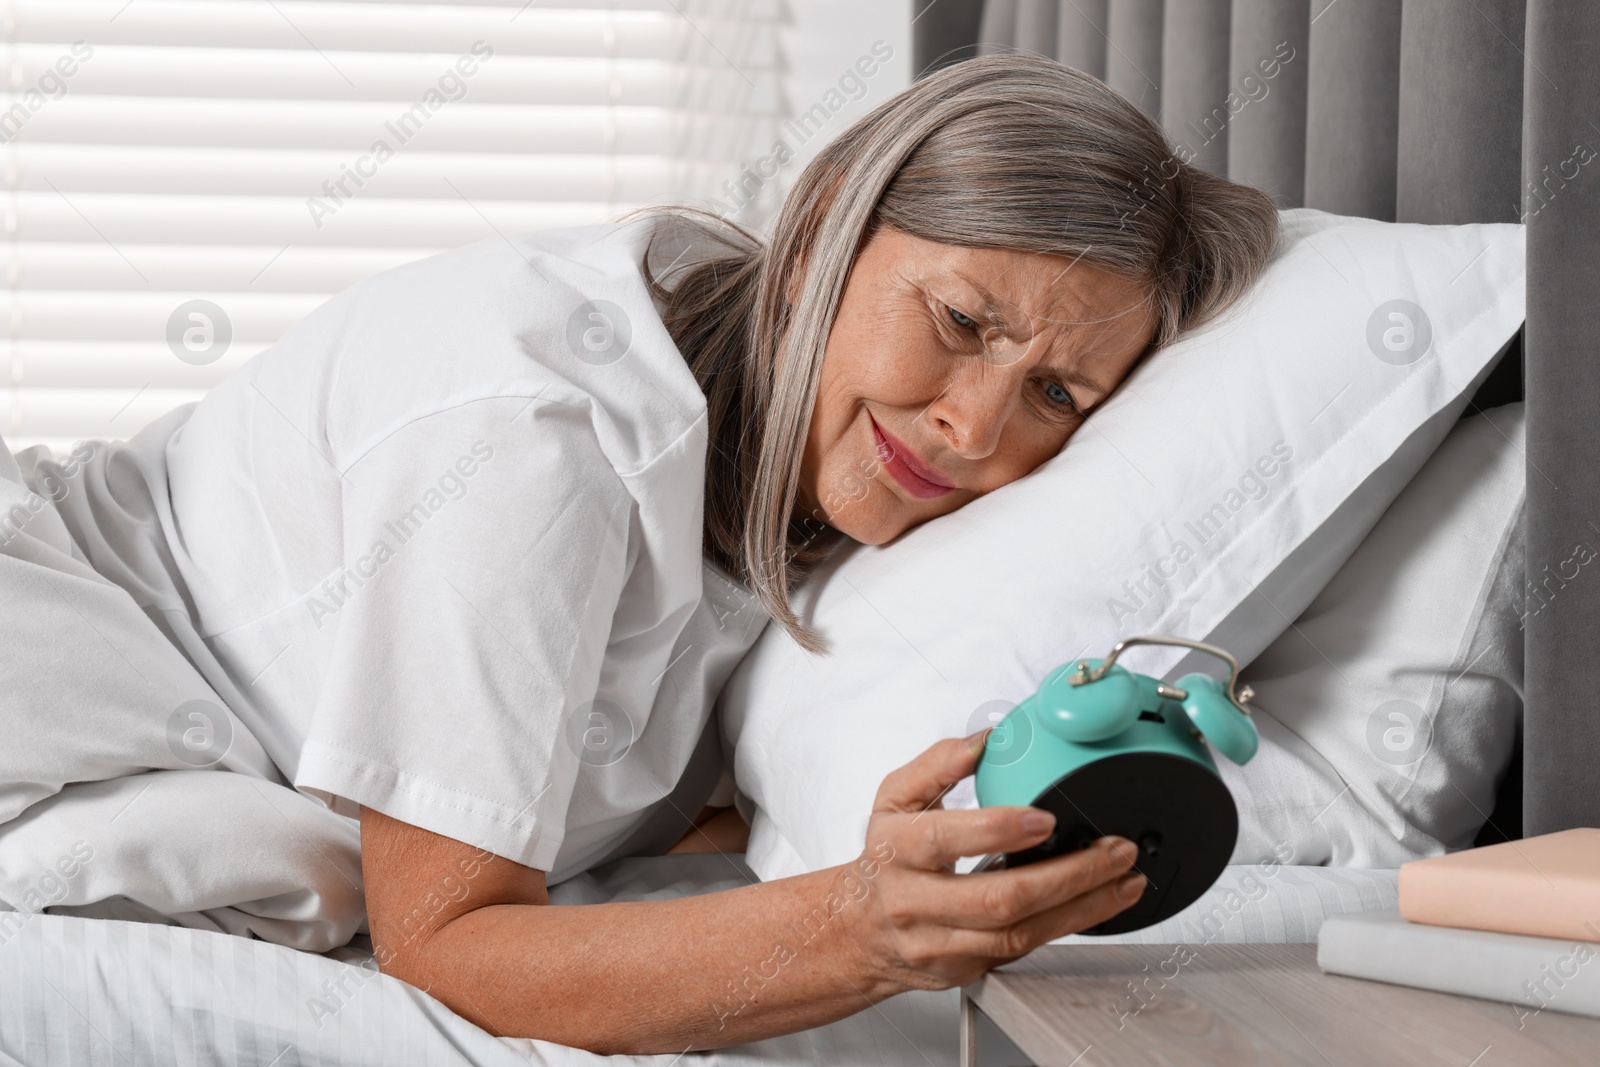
[1,0,782,455]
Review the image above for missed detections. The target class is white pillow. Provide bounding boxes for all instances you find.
[1222,403,1526,869]
[721,208,1526,881]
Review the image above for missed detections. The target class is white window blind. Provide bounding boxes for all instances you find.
[0,0,783,455]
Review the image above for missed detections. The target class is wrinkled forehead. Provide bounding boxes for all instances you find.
[902,238,1154,343]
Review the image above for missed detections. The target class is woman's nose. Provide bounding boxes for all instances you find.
[928,361,1025,459]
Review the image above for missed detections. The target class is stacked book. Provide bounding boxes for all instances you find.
[1317,827,1600,1021]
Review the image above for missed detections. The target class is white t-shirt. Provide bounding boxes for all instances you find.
[43,217,769,882]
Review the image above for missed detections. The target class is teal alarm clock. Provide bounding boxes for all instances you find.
[973,636,1259,935]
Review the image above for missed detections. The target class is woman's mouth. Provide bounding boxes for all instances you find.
[869,414,955,499]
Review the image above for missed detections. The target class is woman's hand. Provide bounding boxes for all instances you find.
[838,731,1146,992]
[356,731,1142,1052]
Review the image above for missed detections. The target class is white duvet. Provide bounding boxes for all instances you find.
[0,848,1397,1066]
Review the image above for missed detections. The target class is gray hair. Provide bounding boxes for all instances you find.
[636,54,1280,654]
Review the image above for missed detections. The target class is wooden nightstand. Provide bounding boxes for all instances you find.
[960,943,1600,1066]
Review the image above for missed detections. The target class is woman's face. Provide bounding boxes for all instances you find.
[797,225,1160,545]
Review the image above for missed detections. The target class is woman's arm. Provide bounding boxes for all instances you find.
[360,732,1146,1055]
[664,804,751,854]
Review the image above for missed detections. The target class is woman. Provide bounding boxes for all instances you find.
[0,57,1276,1051]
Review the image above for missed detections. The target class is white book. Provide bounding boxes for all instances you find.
[1317,909,1600,1024]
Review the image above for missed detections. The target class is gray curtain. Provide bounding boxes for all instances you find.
[1304,1,1400,219]
[949,0,1531,221]
[1105,0,1163,121]
[1523,0,1600,838]
[914,0,1600,838]
[911,0,987,76]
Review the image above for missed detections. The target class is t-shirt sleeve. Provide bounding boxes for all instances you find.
[295,396,633,871]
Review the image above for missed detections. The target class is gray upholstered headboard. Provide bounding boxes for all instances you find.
[912,0,1600,843]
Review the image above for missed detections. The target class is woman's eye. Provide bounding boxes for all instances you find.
[1042,379,1079,412]
[947,305,977,330]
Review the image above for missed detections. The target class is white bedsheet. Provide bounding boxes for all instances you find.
[0,853,1396,1067]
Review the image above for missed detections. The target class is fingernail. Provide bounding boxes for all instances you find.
[1117,872,1147,899]
[1101,836,1138,864]
[1020,809,1055,834]
[965,727,991,754]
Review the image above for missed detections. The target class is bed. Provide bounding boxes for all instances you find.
[4,2,1598,1064]
[0,853,1397,1066]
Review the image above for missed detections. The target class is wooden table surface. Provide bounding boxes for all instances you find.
[961,943,1600,1066]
